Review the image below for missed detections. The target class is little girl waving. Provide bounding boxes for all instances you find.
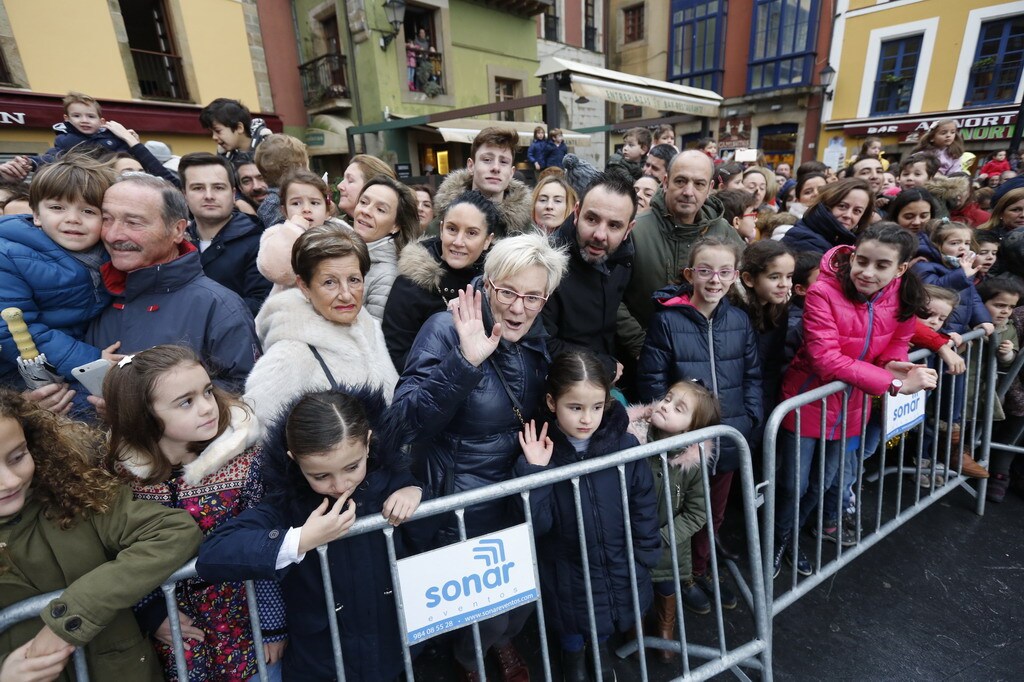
[104,345,285,682]
[775,224,938,578]
[516,351,661,682]
[629,380,719,657]
[0,388,201,681]
[912,118,965,177]
[197,389,423,682]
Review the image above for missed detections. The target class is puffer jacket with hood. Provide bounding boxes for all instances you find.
[424,168,532,237]
[619,190,743,356]
[911,232,990,333]
[636,284,762,472]
[780,201,857,255]
[244,287,398,433]
[197,387,421,682]
[514,401,661,638]
[392,278,549,542]
[382,237,484,371]
[28,121,131,169]
[781,245,916,439]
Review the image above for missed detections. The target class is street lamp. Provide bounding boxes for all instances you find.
[380,0,407,51]
[819,63,836,100]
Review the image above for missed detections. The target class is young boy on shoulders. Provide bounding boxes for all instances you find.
[199,98,273,160]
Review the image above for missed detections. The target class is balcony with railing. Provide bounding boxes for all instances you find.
[299,53,350,110]
[130,48,189,101]
[407,46,445,97]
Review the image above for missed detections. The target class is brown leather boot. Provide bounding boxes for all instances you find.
[650,592,677,662]
[949,425,989,479]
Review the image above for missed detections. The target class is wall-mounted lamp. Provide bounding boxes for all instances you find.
[819,63,836,100]
[379,0,407,51]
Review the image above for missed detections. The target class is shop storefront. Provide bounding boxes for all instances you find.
[824,105,1019,168]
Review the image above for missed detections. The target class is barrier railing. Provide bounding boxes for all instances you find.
[0,426,769,682]
[758,328,994,625]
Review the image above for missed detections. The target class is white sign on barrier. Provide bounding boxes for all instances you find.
[396,523,539,644]
[883,390,926,441]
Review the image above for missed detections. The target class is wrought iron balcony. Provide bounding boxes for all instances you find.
[299,53,350,108]
[130,48,190,101]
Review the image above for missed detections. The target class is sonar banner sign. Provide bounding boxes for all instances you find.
[395,523,539,644]
[883,390,926,441]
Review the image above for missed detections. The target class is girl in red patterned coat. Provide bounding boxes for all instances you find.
[103,344,286,682]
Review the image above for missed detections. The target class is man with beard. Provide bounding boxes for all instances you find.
[232,152,270,212]
[543,172,637,381]
[87,173,259,393]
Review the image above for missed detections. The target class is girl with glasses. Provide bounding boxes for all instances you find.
[636,237,763,614]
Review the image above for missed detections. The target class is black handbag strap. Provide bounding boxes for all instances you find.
[308,344,339,390]
[489,357,525,426]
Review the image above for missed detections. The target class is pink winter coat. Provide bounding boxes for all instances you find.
[781,245,915,439]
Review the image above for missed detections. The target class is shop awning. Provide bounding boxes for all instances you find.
[427,118,590,146]
[305,114,352,156]
[535,58,722,118]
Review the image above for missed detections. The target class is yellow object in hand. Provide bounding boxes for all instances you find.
[1,308,39,360]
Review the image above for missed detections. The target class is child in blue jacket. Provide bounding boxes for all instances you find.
[197,388,424,682]
[637,237,762,609]
[516,351,660,681]
[0,157,120,402]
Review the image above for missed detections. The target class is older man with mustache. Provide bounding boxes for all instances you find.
[86,173,259,392]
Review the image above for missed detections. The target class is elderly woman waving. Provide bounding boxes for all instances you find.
[391,231,567,681]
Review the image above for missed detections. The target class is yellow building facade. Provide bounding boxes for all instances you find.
[0,0,279,159]
[820,0,1024,168]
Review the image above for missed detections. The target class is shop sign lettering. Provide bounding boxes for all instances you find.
[0,111,26,125]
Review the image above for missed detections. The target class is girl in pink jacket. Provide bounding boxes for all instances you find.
[772,223,938,579]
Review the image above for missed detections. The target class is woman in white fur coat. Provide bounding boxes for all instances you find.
[245,224,399,430]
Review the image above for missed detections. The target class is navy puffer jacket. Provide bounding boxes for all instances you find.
[515,401,661,638]
[781,202,857,255]
[197,387,419,682]
[186,211,271,317]
[636,285,762,472]
[392,278,549,542]
[911,232,990,333]
[0,215,108,389]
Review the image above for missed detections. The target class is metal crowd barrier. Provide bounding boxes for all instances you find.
[757,328,995,628]
[0,425,769,682]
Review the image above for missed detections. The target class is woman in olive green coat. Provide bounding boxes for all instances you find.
[0,390,201,682]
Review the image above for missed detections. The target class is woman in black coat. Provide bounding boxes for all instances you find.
[391,231,568,680]
[781,178,874,254]
[382,191,504,371]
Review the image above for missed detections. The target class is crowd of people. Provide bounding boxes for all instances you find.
[0,92,1022,682]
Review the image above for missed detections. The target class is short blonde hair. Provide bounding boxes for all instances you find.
[63,91,101,116]
[484,231,569,296]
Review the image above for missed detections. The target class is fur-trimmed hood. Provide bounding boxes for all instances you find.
[259,385,409,516]
[117,405,261,485]
[397,238,445,290]
[432,169,533,236]
[626,402,713,472]
[396,236,486,291]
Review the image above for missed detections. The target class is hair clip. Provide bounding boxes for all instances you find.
[117,355,134,369]
[688,377,709,390]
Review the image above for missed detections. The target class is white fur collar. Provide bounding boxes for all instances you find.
[255,287,381,350]
[118,405,261,485]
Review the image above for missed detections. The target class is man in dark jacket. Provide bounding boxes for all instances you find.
[543,172,636,381]
[179,152,270,316]
[619,150,745,357]
[87,174,259,393]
